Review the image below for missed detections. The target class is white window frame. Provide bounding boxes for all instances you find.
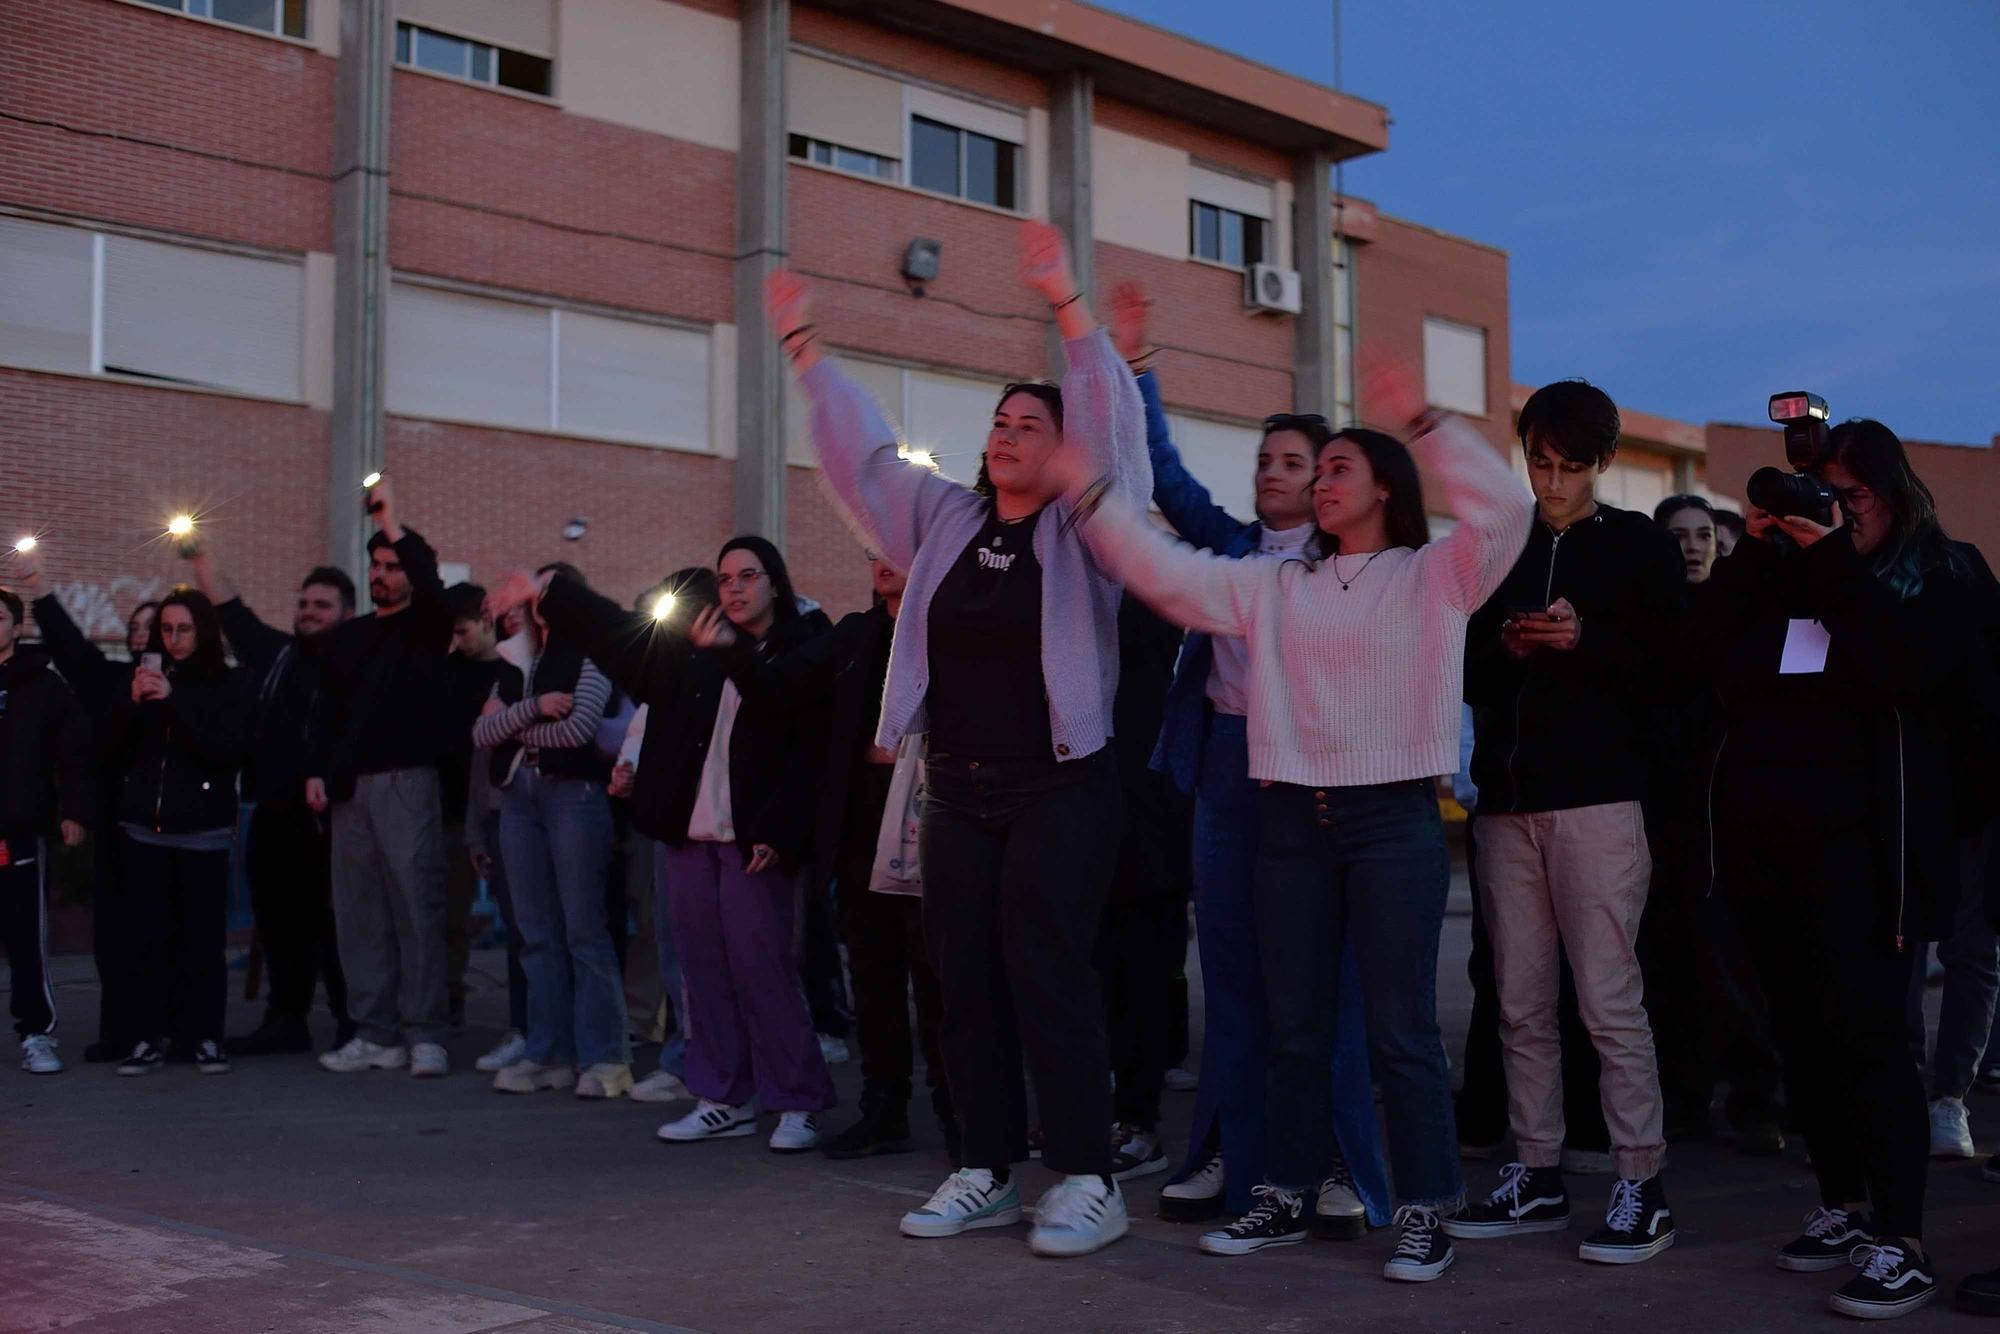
[900,87,1027,215]
[787,134,901,185]
[1188,200,1269,270]
[393,20,551,97]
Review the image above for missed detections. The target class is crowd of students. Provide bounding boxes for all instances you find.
[4,220,2000,1318]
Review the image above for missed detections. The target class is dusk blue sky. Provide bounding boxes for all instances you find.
[1099,0,2000,445]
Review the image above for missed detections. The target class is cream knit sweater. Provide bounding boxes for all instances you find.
[1079,416,1531,788]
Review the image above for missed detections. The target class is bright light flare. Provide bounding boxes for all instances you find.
[13,536,36,554]
[167,514,196,539]
[898,445,939,471]
[362,471,383,488]
[650,592,677,622]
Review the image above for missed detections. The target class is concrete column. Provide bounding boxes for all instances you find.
[329,0,392,580]
[1046,69,1092,374]
[733,0,789,544]
[1291,147,1336,415]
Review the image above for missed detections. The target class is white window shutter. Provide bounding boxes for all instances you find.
[557,311,709,450]
[386,284,550,430]
[102,235,303,399]
[906,369,1002,484]
[789,54,905,161]
[1166,412,1263,515]
[1422,316,1487,417]
[0,218,94,375]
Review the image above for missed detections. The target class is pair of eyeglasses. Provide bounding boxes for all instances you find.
[1832,485,1878,515]
[717,569,764,590]
[1263,412,1330,431]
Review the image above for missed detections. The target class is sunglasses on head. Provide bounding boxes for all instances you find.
[1263,412,1330,431]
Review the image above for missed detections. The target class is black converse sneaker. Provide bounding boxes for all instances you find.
[1312,1154,1368,1240]
[116,1040,165,1077]
[1444,1162,1570,1238]
[1110,1124,1169,1182]
[1384,1204,1454,1282]
[1198,1185,1309,1256]
[1830,1243,1937,1319]
[1578,1175,1675,1264]
[1776,1206,1873,1272]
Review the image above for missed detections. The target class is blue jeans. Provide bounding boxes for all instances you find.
[1256,779,1463,1208]
[651,842,687,1079]
[1171,715,1391,1224]
[499,769,626,1069]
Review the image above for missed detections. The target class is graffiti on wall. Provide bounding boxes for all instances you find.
[55,576,165,643]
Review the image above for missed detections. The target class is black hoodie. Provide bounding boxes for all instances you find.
[0,647,93,836]
[1465,502,1686,814]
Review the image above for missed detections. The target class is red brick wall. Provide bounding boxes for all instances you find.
[1096,242,1291,420]
[1353,213,1511,455]
[0,368,328,641]
[0,0,334,254]
[1705,423,2000,565]
[389,71,734,321]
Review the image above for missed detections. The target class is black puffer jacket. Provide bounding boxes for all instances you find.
[108,661,255,835]
[0,647,93,832]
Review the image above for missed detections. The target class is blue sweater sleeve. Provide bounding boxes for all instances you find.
[1140,370,1248,554]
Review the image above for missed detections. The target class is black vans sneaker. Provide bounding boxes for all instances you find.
[192,1040,231,1075]
[1444,1162,1569,1238]
[1384,1205,1454,1282]
[1110,1124,1169,1182]
[1830,1243,1936,1319]
[1776,1206,1872,1272]
[1578,1175,1675,1264]
[116,1040,165,1077]
[1198,1185,1308,1256]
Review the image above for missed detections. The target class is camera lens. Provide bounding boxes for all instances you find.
[1747,467,1835,524]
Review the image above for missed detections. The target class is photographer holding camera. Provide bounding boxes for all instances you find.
[1692,405,2000,1320]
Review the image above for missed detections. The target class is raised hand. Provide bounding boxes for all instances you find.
[1359,346,1428,433]
[1108,280,1151,363]
[1017,219,1077,306]
[305,777,328,813]
[765,269,814,341]
[485,571,542,621]
[688,603,738,650]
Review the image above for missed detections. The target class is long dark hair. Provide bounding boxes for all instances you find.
[1826,419,1959,599]
[145,586,228,677]
[975,380,1066,500]
[717,535,800,628]
[1302,427,1431,563]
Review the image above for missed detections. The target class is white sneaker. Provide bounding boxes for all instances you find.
[575,1064,634,1100]
[21,1034,62,1075]
[1159,1153,1225,1221]
[658,1098,757,1143]
[409,1042,449,1078]
[770,1110,821,1153]
[1163,1067,1199,1093]
[899,1168,1024,1238]
[1930,1096,1975,1159]
[319,1038,408,1073]
[818,1033,850,1066]
[1029,1174,1129,1257]
[1313,1160,1368,1240]
[629,1069,692,1104]
[492,1060,575,1094]
[474,1032,527,1073]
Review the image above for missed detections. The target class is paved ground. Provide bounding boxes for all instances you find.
[7,888,2000,1333]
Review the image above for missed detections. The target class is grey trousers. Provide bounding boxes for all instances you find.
[331,767,450,1047]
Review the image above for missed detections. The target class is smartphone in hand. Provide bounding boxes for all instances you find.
[140,652,164,674]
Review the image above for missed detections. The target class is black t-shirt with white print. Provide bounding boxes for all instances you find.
[925,506,1052,760]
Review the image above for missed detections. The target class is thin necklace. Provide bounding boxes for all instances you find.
[1331,549,1385,591]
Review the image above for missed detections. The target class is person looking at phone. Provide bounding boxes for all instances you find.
[1451,379,1686,1264]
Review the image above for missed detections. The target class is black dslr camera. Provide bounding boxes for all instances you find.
[1746,391,1837,524]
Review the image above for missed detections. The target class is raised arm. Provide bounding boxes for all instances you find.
[1033,241,1148,511]
[527,572,683,701]
[1411,416,1533,614]
[769,272,966,574]
[16,550,118,704]
[1070,493,1266,641]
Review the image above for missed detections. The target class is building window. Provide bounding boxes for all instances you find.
[135,0,307,39]
[1190,202,1267,268]
[1422,316,1488,417]
[788,134,900,184]
[909,116,1019,210]
[395,22,552,97]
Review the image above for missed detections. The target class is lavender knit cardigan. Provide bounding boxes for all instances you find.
[798,328,1149,761]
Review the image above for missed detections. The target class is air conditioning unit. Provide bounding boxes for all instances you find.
[1245,262,1302,316]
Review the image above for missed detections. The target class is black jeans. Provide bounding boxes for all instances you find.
[922,749,1122,1176]
[1457,815,1612,1151]
[121,833,229,1050]
[1718,790,1928,1239]
[1097,889,1184,1132]
[0,830,55,1037]
[247,802,350,1029]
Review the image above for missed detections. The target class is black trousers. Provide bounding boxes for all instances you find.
[1719,801,1928,1239]
[838,863,944,1104]
[120,833,229,1049]
[800,874,853,1041]
[247,802,349,1027]
[1097,890,1184,1132]
[1457,814,1611,1152]
[922,749,1122,1176]
[0,832,56,1037]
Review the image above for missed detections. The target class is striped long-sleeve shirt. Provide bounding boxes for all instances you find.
[471,658,613,753]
